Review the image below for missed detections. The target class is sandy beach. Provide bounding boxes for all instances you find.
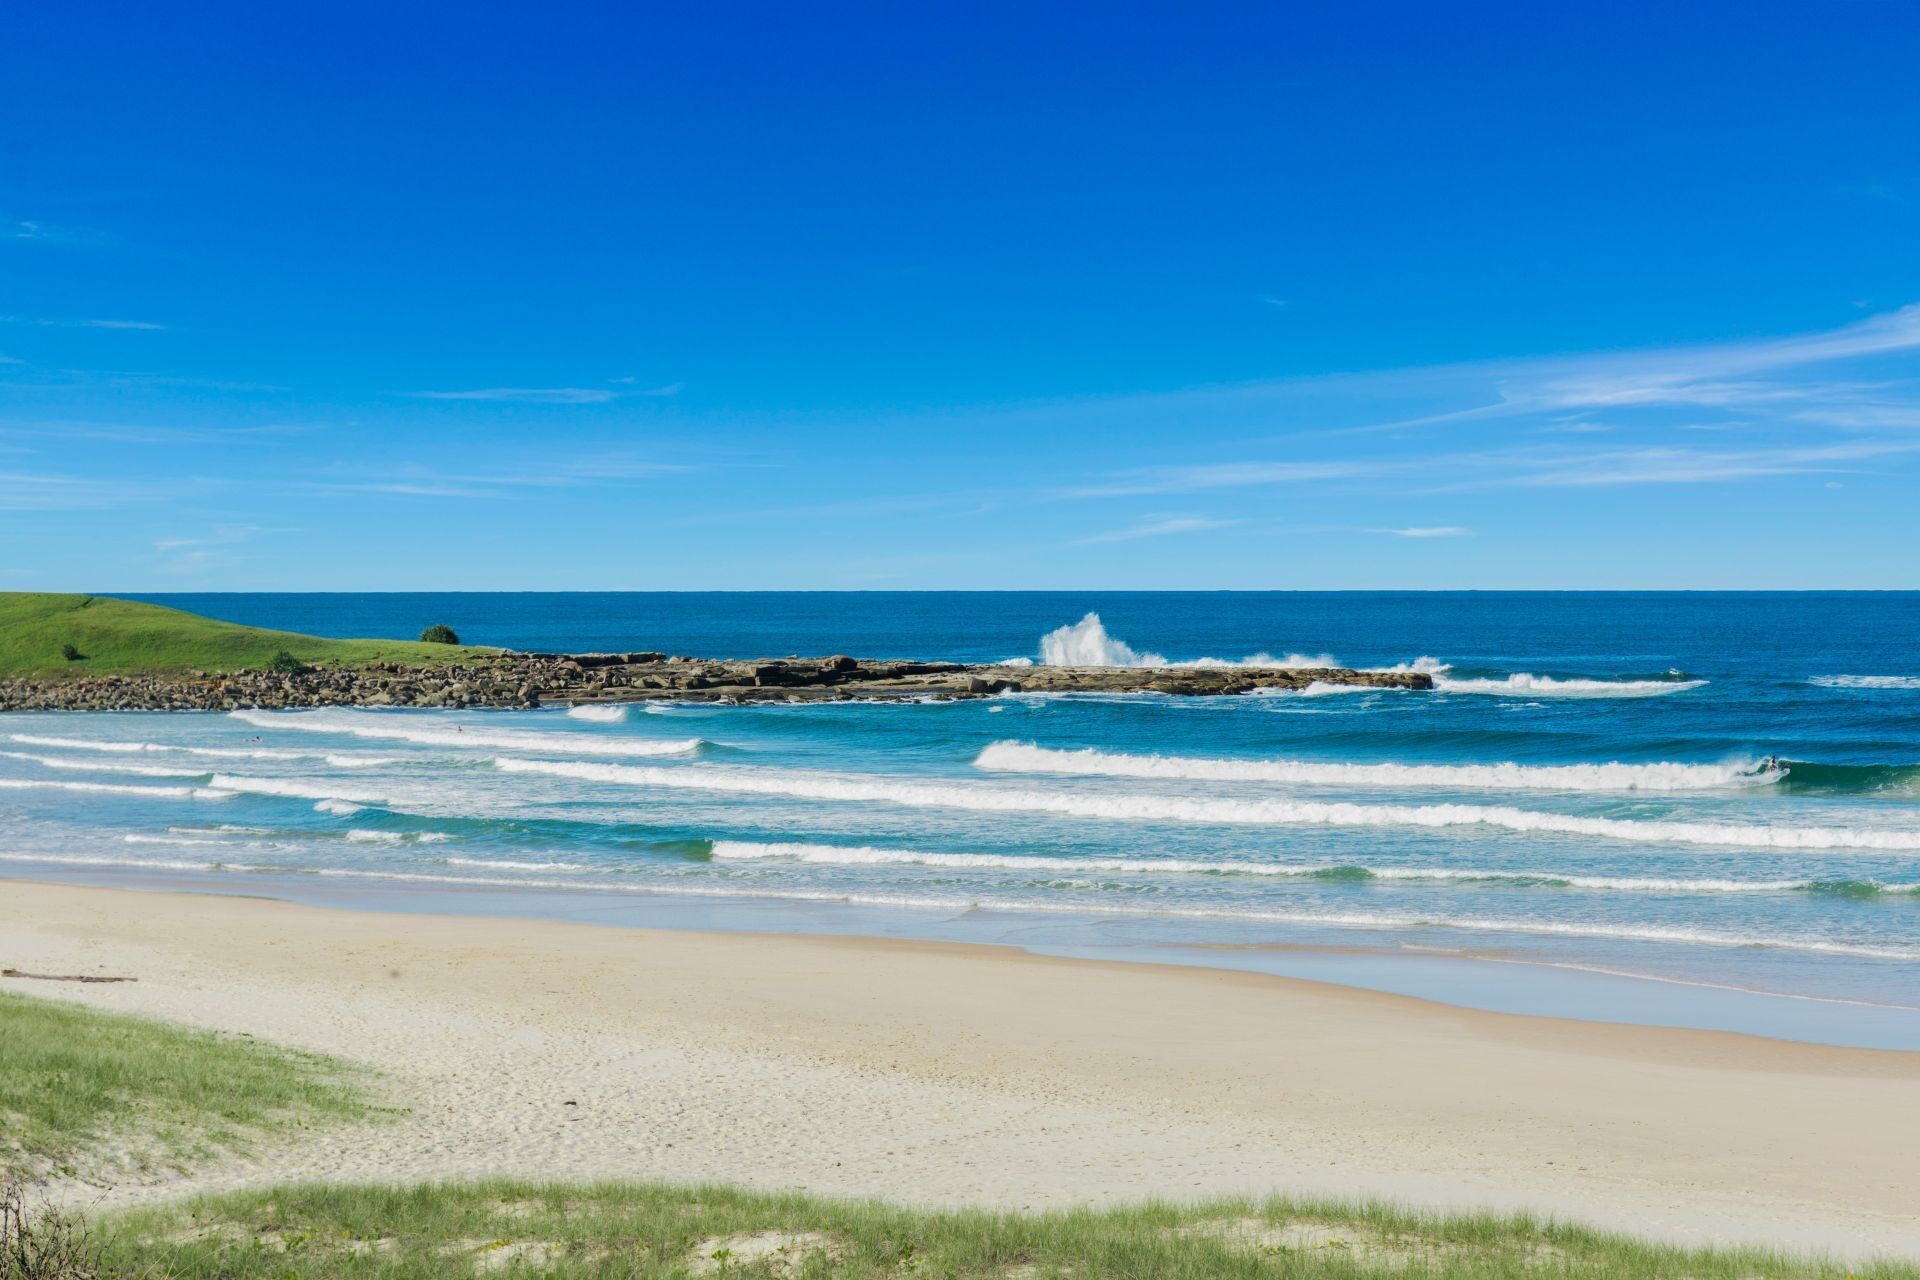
[5,879,1917,1259]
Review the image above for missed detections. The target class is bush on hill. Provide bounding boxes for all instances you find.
[420,624,460,645]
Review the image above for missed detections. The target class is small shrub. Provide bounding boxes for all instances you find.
[58,644,83,662]
[0,1178,106,1280]
[420,624,460,645]
[267,650,307,675]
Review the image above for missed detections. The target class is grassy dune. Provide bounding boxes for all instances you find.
[98,1180,1918,1279]
[0,990,371,1179]
[0,593,494,678]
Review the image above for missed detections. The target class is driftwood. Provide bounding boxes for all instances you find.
[1,968,136,983]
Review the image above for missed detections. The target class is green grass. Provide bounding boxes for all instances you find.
[94,1180,1917,1279]
[0,991,373,1179]
[0,593,496,678]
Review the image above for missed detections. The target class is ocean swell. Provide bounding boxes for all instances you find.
[489,757,1920,851]
[229,708,704,757]
[974,741,1777,792]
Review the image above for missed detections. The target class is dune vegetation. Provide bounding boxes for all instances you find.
[0,990,372,1180]
[74,1180,1914,1279]
[0,593,494,678]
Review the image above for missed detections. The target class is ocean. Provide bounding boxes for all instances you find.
[5,591,1919,1048]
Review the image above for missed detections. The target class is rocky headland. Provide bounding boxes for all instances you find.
[0,652,1431,711]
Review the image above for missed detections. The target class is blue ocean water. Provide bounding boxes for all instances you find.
[6,592,1919,1047]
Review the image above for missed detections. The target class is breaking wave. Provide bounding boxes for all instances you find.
[1036,613,1338,669]
[0,777,232,799]
[228,708,703,757]
[1811,675,1920,690]
[489,757,1920,850]
[8,733,399,765]
[973,741,1780,792]
[1433,673,1706,697]
[206,774,391,804]
[565,704,632,722]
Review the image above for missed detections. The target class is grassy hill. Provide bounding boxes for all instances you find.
[0,593,498,678]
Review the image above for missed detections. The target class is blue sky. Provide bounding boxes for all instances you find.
[3,3,1919,590]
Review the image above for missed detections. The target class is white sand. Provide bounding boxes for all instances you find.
[6,880,1918,1259]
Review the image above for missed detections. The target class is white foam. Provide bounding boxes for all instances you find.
[1035,613,1336,669]
[0,751,207,778]
[1250,681,1395,698]
[444,855,595,872]
[1811,675,1920,690]
[7,732,399,765]
[1434,674,1706,697]
[490,757,1920,851]
[344,829,454,844]
[705,841,1879,894]
[314,799,365,815]
[0,777,224,799]
[229,708,703,757]
[565,704,631,722]
[13,844,1902,959]
[974,741,1778,792]
[207,774,390,804]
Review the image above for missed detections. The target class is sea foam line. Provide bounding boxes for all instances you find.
[0,778,232,799]
[1811,675,1920,690]
[206,774,391,804]
[705,840,1918,895]
[974,741,1775,792]
[7,733,395,764]
[7,848,1907,961]
[1432,674,1705,698]
[229,708,704,757]
[0,750,208,778]
[489,757,1920,851]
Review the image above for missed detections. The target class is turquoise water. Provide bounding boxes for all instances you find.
[6,592,1919,1047]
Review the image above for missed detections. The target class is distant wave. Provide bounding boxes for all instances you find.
[8,733,399,765]
[974,741,1779,792]
[344,829,454,844]
[0,750,208,778]
[1810,675,1920,690]
[0,777,231,799]
[206,773,391,804]
[565,704,632,722]
[707,840,1919,897]
[229,708,704,757]
[1433,673,1705,697]
[1249,682,1396,699]
[489,757,1920,850]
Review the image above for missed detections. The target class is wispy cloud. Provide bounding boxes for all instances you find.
[8,220,112,246]
[0,316,166,331]
[0,469,201,510]
[1073,515,1238,545]
[1063,459,1388,498]
[409,387,622,404]
[1385,526,1473,537]
[608,378,684,396]
[296,453,693,499]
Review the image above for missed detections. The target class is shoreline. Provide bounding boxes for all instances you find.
[11,857,1920,1052]
[6,878,1919,1259]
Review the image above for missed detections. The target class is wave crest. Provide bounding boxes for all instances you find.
[229,708,703,757]
[489,757,1920,851]
[974,741,1779,792]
